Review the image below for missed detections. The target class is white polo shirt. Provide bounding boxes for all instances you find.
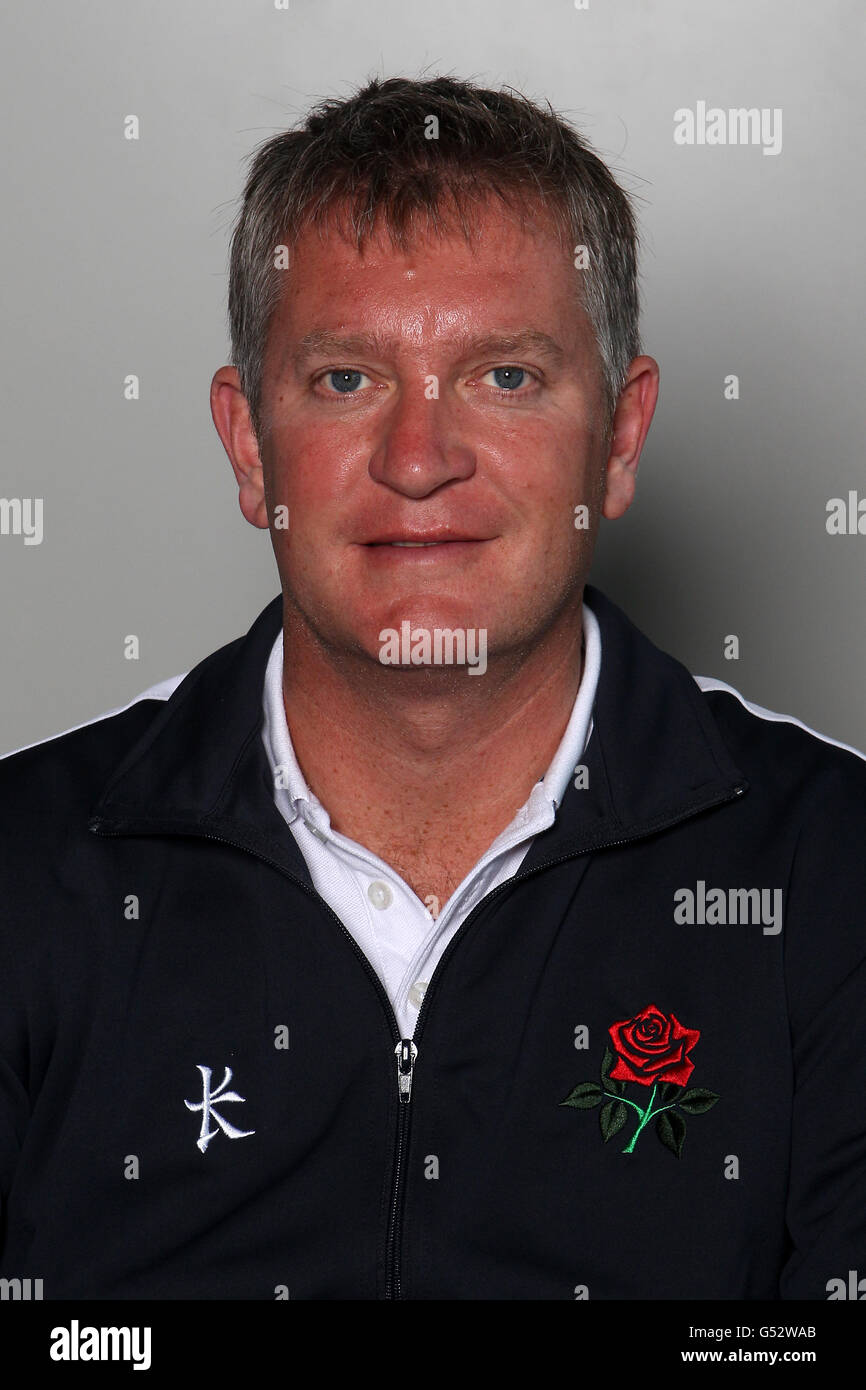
[261,603,601,1038]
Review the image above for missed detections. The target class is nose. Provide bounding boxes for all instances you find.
[367,380,476,498]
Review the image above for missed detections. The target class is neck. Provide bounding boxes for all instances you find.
[280,598,586,853]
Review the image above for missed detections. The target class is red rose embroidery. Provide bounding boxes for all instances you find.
[560,1003,719,1157]
[608,1004,700,1087]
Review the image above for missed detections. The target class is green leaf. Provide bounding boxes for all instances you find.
[599,1100,628,1142]
[601,1046,625,1095]
[560,1081,603,1109]
[678,1088,720,1115]
[656,1081,682,1105]
[656,1110,686,1158]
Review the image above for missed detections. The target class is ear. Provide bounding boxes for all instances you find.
[602,355,660,520]
[210,366,269,529]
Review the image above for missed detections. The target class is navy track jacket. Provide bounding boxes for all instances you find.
[1,584,865,1300]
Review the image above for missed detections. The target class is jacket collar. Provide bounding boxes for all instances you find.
[89,584,748,877]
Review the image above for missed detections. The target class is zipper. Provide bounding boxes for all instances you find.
[90,813,423,1297]
[395,1039,418,1103]
[385,1039,417,1299]
[89,777,746,1298]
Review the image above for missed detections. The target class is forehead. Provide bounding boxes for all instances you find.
[267,197,591,363]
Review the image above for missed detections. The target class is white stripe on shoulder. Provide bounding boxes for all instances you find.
[0,673,187,761]
[693,674,866,764]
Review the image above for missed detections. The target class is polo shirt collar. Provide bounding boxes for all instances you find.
[90,585,747,873]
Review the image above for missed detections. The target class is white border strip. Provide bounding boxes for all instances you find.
[694,674,866,764]
[0,674,186,761]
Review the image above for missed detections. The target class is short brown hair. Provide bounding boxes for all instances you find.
[227,75,642,440]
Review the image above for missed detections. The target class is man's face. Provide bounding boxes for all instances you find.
[254,200,613,668]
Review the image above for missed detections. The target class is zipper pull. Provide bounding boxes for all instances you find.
[395,1038,418,1104]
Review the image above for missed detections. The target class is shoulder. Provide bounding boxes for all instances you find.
[692,676,866,1007]
[694,673,866,802]
[0,676,185,818]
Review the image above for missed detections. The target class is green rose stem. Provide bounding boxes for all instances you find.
[602,1082,683,1154]
[602,1091,643,1115]
[621,1082,657,1153]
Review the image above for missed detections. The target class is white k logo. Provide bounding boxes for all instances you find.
[184,1064,256,1153]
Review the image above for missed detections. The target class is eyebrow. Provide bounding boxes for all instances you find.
[290,328,566,371]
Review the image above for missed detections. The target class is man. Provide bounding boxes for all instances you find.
[1,76,864,1301]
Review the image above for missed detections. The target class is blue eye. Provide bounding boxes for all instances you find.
[326,369,367,393]
[485,367,526,390]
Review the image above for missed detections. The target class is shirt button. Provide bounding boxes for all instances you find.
[408,981,428,1009]
[367,880,393,910]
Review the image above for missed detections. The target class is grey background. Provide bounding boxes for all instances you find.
[1,0,864,753]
